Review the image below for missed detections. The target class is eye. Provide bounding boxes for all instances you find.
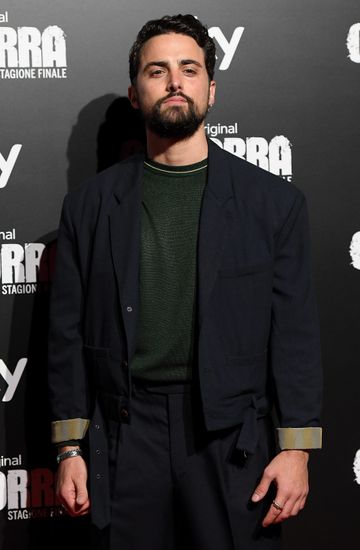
[183,67,197,75]
[149,68,165,77]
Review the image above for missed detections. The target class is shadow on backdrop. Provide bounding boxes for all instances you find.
[4,95,145,549]
[67,94,146,192]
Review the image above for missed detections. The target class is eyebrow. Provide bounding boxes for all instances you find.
[142,59,203,72]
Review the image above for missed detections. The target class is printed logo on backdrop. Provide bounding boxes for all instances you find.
[0,144,22,189]
[193,16,244,70]
[0,229,47,295]
[0,10,67,79]
[347,23,360,63]
[0,358,27,402]
[208,26,244,70]
[0,457,63,520]
[206,122,292,181]
[353,450,360,485]
[0,359,60,520]
[349,232,360,270]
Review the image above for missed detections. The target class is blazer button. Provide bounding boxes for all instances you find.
[94,424,100,430]
[122,360,128,367]
[120,407,129,419]
[96,449,101,455]
[126,306,133,312]
[96,473,102,480]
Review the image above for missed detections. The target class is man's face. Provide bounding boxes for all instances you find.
[128,33,216,139]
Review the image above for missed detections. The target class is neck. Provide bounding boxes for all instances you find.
[146,124,208,166]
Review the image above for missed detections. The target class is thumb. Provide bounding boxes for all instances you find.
[252,472,272,503]
[75,482,88,506]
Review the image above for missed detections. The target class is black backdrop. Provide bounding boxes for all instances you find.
[1,1,359,548]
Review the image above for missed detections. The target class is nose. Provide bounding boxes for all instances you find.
[166,68,182,92]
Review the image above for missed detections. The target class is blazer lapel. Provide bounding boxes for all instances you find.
[108,142,234,351]
[109,156,144,358]
[198,141,234,326]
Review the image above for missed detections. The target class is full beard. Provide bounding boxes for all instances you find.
[141,92,209,140]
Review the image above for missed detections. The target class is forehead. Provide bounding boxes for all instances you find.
[139,32,205,66]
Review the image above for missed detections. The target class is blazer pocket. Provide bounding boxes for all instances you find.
[225,349,268,366]
[224,350,267,395]
[218,260,273,278]
[83,344,109,358]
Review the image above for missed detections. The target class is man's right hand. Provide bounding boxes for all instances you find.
[56,447,90,516]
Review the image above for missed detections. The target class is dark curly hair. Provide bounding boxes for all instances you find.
[129,14,216,84]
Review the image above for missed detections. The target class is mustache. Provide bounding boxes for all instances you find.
[157,92,194,106]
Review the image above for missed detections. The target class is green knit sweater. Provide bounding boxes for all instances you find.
[130,157,207,382]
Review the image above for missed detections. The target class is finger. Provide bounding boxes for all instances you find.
[75,485,89,506]
[251,471,272,503]
[289,502,302,518]
[58,492,76,513]
[62,502,90,517]
[272,495,301,524]
[58,478,88,514]
[298,494,307,511]
[262,505,282,527]
[74,497,90,514]
[280,494,306,521]
[274,489,308,523]
[76,507,91,516]
[62,504,78,517]
[272,505,293,524]
[262,496,287,527]
[71,505,90,516]
[57,486,75,510]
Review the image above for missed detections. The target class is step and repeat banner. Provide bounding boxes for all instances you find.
[0,0,359,548]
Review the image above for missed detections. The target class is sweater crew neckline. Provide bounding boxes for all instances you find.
[144,157,208,177]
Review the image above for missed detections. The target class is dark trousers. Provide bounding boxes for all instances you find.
[96,380,281,550]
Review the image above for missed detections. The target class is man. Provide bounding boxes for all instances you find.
[48,14,322,550]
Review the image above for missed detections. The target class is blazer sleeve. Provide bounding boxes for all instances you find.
[48,194,90,444]
[269,191,323,450]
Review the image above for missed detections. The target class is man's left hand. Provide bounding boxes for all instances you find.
[251,450,309,527]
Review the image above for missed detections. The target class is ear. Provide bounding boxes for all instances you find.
[208,80,216,108]
[128,85,139,109]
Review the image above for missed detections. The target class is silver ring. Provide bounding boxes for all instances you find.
[272,499,284,512]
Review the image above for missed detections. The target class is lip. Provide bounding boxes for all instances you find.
[162,97,187,104]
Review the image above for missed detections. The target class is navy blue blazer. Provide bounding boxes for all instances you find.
[48,139,322,528]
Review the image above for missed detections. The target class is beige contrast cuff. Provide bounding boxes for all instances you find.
[277,427,322,450]
[51,418,90,444]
